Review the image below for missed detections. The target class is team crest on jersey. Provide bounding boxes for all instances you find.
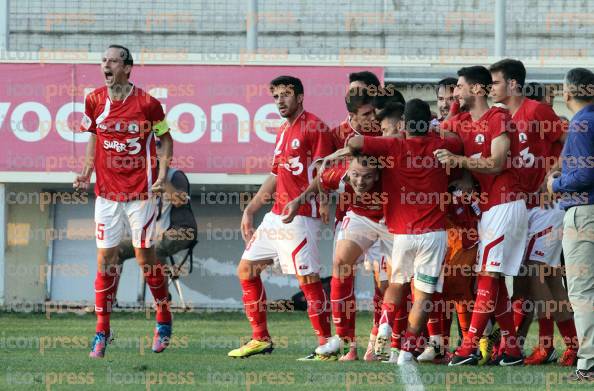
[519,132,528,143]
[128,122,139,134]
[474,134,485,144]
[291,138,300,149]
[81,114,92,130]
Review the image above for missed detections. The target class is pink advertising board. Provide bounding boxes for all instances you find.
[0,64,383,176]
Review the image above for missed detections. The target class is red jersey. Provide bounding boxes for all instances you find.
[80,85,168,201]
[362,133,463,234]
[271,111,333,218]
[442,107,522,212]
[512,98,565,208]
[330,118,383,222]
[319,160,384,223]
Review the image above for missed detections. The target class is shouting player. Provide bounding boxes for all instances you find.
[489,59,577,365]
[227,76,334,360]
[436,65,528,366]
[74,45,174,358]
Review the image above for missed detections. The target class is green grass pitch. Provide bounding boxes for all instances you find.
[0,311,586,390]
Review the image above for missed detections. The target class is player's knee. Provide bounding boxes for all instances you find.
[237,260,256,280]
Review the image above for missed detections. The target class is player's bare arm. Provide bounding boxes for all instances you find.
[435,133,510,174]
[281,174,322,224]
[152,132,173,194]
[74,133,96,191]
[241,174,277,243]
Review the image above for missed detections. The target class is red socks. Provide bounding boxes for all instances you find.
[144,265,171,324]
[302,280,331,344]
[538,317,554,349]
[240,277,270,341]
[494,278,521,357]
[427,292,444,337]
[371,287,383,336]
[556,318,578,350]
[401,330,419,353]
[330,275,355,340]
[390,290,410,349]
[94,266,121,333]
[512,298,527,331]
[457,274,499,356]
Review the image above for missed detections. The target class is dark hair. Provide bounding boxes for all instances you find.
[524,82,546,102]
[457,66,492,94]
[269,75,304,96]
[564,67,594,102]
[404,99,431,135]
[376,102,404,123]
[108,44,133,67]
[373,85,405,112]
[435,77,458,95]
[489,58,526,90]
[345,87,373,113]
[349,71,381,89]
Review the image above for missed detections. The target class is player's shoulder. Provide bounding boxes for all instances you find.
[85,86,108,104]
[302,110,329,131]
[131,86,159,105]
[486,105,511,119]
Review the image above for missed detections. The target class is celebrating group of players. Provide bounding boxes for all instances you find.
[228,60,581,368]
[75,45,579,368]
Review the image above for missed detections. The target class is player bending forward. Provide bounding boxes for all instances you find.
[74,45,174,358]
[228,76,334,360]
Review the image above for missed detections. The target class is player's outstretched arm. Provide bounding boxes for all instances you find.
[73,133,96,192]
[241,174,277,243]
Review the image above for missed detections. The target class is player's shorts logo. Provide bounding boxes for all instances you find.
[291,138,300,149]
[474,134,485,145]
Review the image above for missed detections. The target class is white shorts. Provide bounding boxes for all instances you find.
[242,212,321,276]
[336,211,392,282]
[524,205,564,267]
[95,196,158,249]
[476,199,529,276]
[391,231,447,294]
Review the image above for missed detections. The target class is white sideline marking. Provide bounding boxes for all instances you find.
[397,362,425,391]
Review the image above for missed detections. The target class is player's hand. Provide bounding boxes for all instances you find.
[241,210,255,244]
[73,174,90,192]
[151,178,165,194]
[319,198,330,225]
[281,198,300,224]
[434,149,457,166]
[546,171,561,194]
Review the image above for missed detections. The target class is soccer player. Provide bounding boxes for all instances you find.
[328,86,393,361]
[436,77,458,122]
[346,99,464,365]
[227,76,334,360]
[74,45,174,358]
[436,65,528,366]
[283,155,390,361]
[489,59,577,366]
[417,76,462,363]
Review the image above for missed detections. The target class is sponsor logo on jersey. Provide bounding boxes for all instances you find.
[103,140,127,153]
[81,114,92,130]
[474,134,485,144]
